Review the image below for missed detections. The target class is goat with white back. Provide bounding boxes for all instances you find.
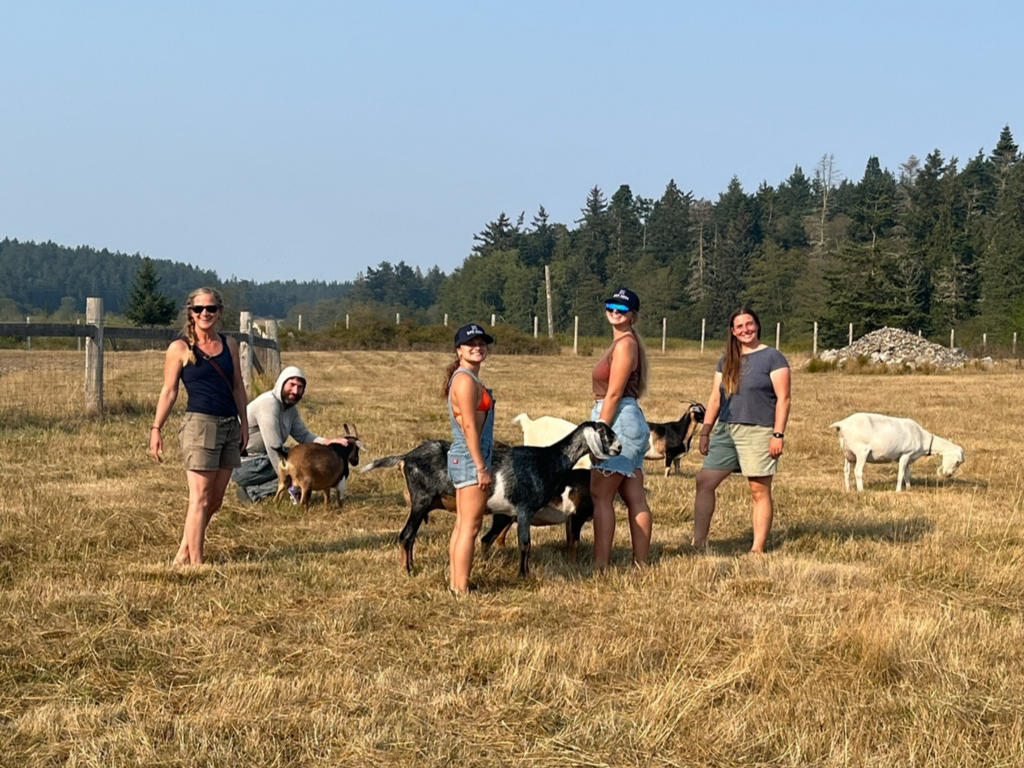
[512,412,591,469]
[831,412,965,491]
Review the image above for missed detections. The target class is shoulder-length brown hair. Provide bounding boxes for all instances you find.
[721,307,761,398]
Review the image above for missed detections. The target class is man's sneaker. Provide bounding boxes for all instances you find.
[288,486,301,506]
[235,485,252,504]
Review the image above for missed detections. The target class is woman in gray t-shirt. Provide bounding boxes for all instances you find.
[692,307,791,553]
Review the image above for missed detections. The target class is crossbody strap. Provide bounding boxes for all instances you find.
[193,334,239,416]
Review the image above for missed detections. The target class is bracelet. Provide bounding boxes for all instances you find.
[772,432,785,439]
[150,426,162,432]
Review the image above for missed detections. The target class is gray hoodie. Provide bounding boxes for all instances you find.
[244,365,325,474]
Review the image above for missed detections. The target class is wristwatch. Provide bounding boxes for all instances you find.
[772,432,785,439]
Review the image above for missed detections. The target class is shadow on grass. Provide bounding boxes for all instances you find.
[848,475,986,492]
[777,515,935,549]
[230,531,399,563]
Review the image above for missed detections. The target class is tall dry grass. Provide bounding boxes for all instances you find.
[1,347,1022,767]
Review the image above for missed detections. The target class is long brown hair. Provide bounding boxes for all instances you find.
[721,306,761,398]
[441,356,462,399]
[181,287,225,364]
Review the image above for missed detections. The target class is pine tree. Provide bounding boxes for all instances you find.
[123,258,176,326]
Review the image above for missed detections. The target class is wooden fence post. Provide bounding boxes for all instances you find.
[775,322,781,350]
[573,316,579,355]
[1014,332,1018,360]
[813,322,818,358]
[85,298,104,415]
[700,318,706,356]
[950,328,955,351]
[345,314,349,330]
[661,318,667,353]
[77,318,82,352]
[239,311,253,393]
[297,314,302,332]
[26,317,31,351]
[849,323,853,346]
[396,313,400,324]
[443,313,448,327]
[491,313,496,327]
[533,316,538,339]
[983,333,987,353]
[265,319,281,380]
[545,265,554,339]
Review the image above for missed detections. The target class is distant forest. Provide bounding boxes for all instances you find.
[4,124,1023,345]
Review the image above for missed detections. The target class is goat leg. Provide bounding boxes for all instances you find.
[481,514,513,557]
[516,509,532,578]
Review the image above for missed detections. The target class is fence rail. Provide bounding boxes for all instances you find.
[0,298,281,415]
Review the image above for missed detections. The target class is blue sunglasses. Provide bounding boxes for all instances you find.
[605,303,630,313]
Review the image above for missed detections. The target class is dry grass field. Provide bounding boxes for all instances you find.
[1,347,1022,767]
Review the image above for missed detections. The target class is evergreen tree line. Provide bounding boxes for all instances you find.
[0,239,353,321]
[346,124,1024,345]
[4,124,1022,345]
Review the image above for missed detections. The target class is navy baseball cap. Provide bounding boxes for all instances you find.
[453,323,495,347]
[605,287,640,313]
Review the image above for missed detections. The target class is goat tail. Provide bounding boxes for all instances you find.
[359,454,405,473]
[270,445,289,468]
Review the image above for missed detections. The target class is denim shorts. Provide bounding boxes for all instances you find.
[702,423,778,477]
[590,397,649,477]
[448,445,493,489]
[179,412,242,471]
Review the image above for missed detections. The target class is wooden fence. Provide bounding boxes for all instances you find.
[0,298,280,415]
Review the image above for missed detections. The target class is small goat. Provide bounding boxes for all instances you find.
[512,412,591,469]
[644,402,706,476]
[271,423,364,509]
[830,412,965,492]
[361,421,621,577]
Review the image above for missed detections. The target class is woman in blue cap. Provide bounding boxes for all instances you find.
[443,323,496,594]
[590,288,652,568]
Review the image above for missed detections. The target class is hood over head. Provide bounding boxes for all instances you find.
[274,365,307,408]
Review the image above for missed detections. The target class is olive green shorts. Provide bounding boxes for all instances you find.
[179,412,242,471]
[702,423,778,477]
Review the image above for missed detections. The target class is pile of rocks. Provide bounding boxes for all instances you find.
[818,327,970,370]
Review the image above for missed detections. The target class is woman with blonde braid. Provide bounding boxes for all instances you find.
[692,307,791,553]
[149,288,248,565]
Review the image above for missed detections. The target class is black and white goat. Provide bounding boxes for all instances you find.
[480,468,595,564]
[361,421,621,577]
[644,402,706,476]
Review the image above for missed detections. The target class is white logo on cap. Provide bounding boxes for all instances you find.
[470,325,481,334]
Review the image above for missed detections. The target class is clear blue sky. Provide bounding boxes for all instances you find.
[3,1,1021,285]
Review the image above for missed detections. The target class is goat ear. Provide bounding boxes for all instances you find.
[344,423,351,435]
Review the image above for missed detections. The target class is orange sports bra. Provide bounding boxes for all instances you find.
[450,369,494,419]
[477,388,493,412]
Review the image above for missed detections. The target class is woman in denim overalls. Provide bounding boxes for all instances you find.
[443,324,496,594]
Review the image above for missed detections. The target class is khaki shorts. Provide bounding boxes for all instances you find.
[179,412,242,471]
[702,423,778,477]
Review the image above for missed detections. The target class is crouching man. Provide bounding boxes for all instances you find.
[232,365,347,503]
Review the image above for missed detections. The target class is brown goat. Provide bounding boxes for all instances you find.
[271,424,363,510]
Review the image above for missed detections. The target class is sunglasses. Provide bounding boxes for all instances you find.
[190,305,220,315]
[605,304,630,315]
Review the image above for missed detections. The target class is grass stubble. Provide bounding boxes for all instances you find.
[0,348,1022,767]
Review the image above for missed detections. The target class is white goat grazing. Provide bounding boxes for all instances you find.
[830,412,965,492]
[512,412,591,469]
